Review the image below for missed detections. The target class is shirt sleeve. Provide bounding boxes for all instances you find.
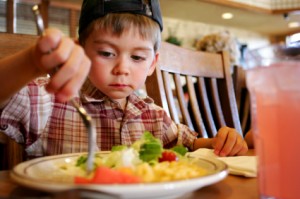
[0,86,30,143]
[163,121,198,151]
[145,100,198,151]
[176,123,198,150]
[0,78,53,145]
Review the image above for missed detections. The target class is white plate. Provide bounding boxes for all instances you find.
[10,152,228,199]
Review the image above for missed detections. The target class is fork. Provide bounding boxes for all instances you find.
[32,5,96,174]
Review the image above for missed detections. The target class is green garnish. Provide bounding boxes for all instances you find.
[111,145,127,152]
[75,154,102,170]
[74,131,186,171]
[171,145,188,156]
[75,155,88,170]
[138,131,163,162]
[76,155,87,167]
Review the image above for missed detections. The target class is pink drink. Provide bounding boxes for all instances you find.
[247,62,300,199]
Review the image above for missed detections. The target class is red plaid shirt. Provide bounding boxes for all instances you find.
[0,78,197,158]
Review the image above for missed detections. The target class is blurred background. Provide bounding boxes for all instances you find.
[1,0,300,63]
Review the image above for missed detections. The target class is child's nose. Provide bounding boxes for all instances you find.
[112,58,130,75]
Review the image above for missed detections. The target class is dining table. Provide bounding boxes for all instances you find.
[0,150,259,199]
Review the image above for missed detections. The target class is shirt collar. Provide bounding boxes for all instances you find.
[80,79,107,103]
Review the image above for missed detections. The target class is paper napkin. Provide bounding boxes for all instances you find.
[187,148,257,177]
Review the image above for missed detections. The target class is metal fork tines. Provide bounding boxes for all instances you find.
[32,5,96,174]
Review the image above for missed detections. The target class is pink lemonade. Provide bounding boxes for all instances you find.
[247,62,300,199]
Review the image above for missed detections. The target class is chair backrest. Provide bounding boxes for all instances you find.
[0,32,38,59]
[232,65,251,135]
[0,32,38,169]
[145,42,242,138]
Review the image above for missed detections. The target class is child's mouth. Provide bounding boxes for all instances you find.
[110,84,128,88]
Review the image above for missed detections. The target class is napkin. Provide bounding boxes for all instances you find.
[187,148,257,177]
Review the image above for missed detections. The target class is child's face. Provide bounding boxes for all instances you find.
[83,27,158,106]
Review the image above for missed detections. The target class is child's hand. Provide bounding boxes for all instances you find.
[244,129,254,149]
[212,126,248,156]
[33,28,91,102]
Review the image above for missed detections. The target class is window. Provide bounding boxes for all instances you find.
[0,0,80,37]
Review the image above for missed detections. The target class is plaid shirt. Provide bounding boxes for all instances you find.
[0,78,197,158]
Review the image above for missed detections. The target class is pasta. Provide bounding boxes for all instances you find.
[56,156,208,183]
[134,160,207,182]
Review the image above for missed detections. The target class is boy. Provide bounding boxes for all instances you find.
[0,0,248,158]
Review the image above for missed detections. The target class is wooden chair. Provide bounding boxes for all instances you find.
[0,32,38,170]
[0,33,38,59]
[145,42,242,138]
[232,65,251,135]
[0,132,25,170]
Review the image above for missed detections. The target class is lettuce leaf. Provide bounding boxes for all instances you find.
[171,145,188,156]
[137,131,163,162]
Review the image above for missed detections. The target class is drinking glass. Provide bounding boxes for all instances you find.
[245,44,300,199]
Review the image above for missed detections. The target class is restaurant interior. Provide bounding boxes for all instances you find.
[0,0,300,198]
[1,0,300,47]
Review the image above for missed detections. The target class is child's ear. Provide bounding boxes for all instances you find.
[147,52,159,76]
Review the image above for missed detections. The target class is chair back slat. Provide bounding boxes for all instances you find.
[174,73,194,130]
[232,65,251,135]
[146,66,170,114]
[162,71,180,124]
[146,42,242,137]
[195,78,216,137]
[207,78,226,133]
[187,77,208,137]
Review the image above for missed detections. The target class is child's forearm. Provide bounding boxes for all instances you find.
[193,138,214,150]
[0,45,41,107]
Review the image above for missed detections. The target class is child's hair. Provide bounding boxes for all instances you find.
[79,13,161,52]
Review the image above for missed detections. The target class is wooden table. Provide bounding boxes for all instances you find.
[0,150,259,199]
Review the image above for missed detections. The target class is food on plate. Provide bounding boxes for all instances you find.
[59,132,207,184]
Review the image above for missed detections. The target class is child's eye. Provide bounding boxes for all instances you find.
[131,55,146,61]
[97,51,115,58]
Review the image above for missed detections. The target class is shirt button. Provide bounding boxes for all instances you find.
[0,124,8,130]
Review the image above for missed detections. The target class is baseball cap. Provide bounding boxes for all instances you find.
[78,0,163,35]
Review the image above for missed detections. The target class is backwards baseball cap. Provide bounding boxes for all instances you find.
[78,0,163,35]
